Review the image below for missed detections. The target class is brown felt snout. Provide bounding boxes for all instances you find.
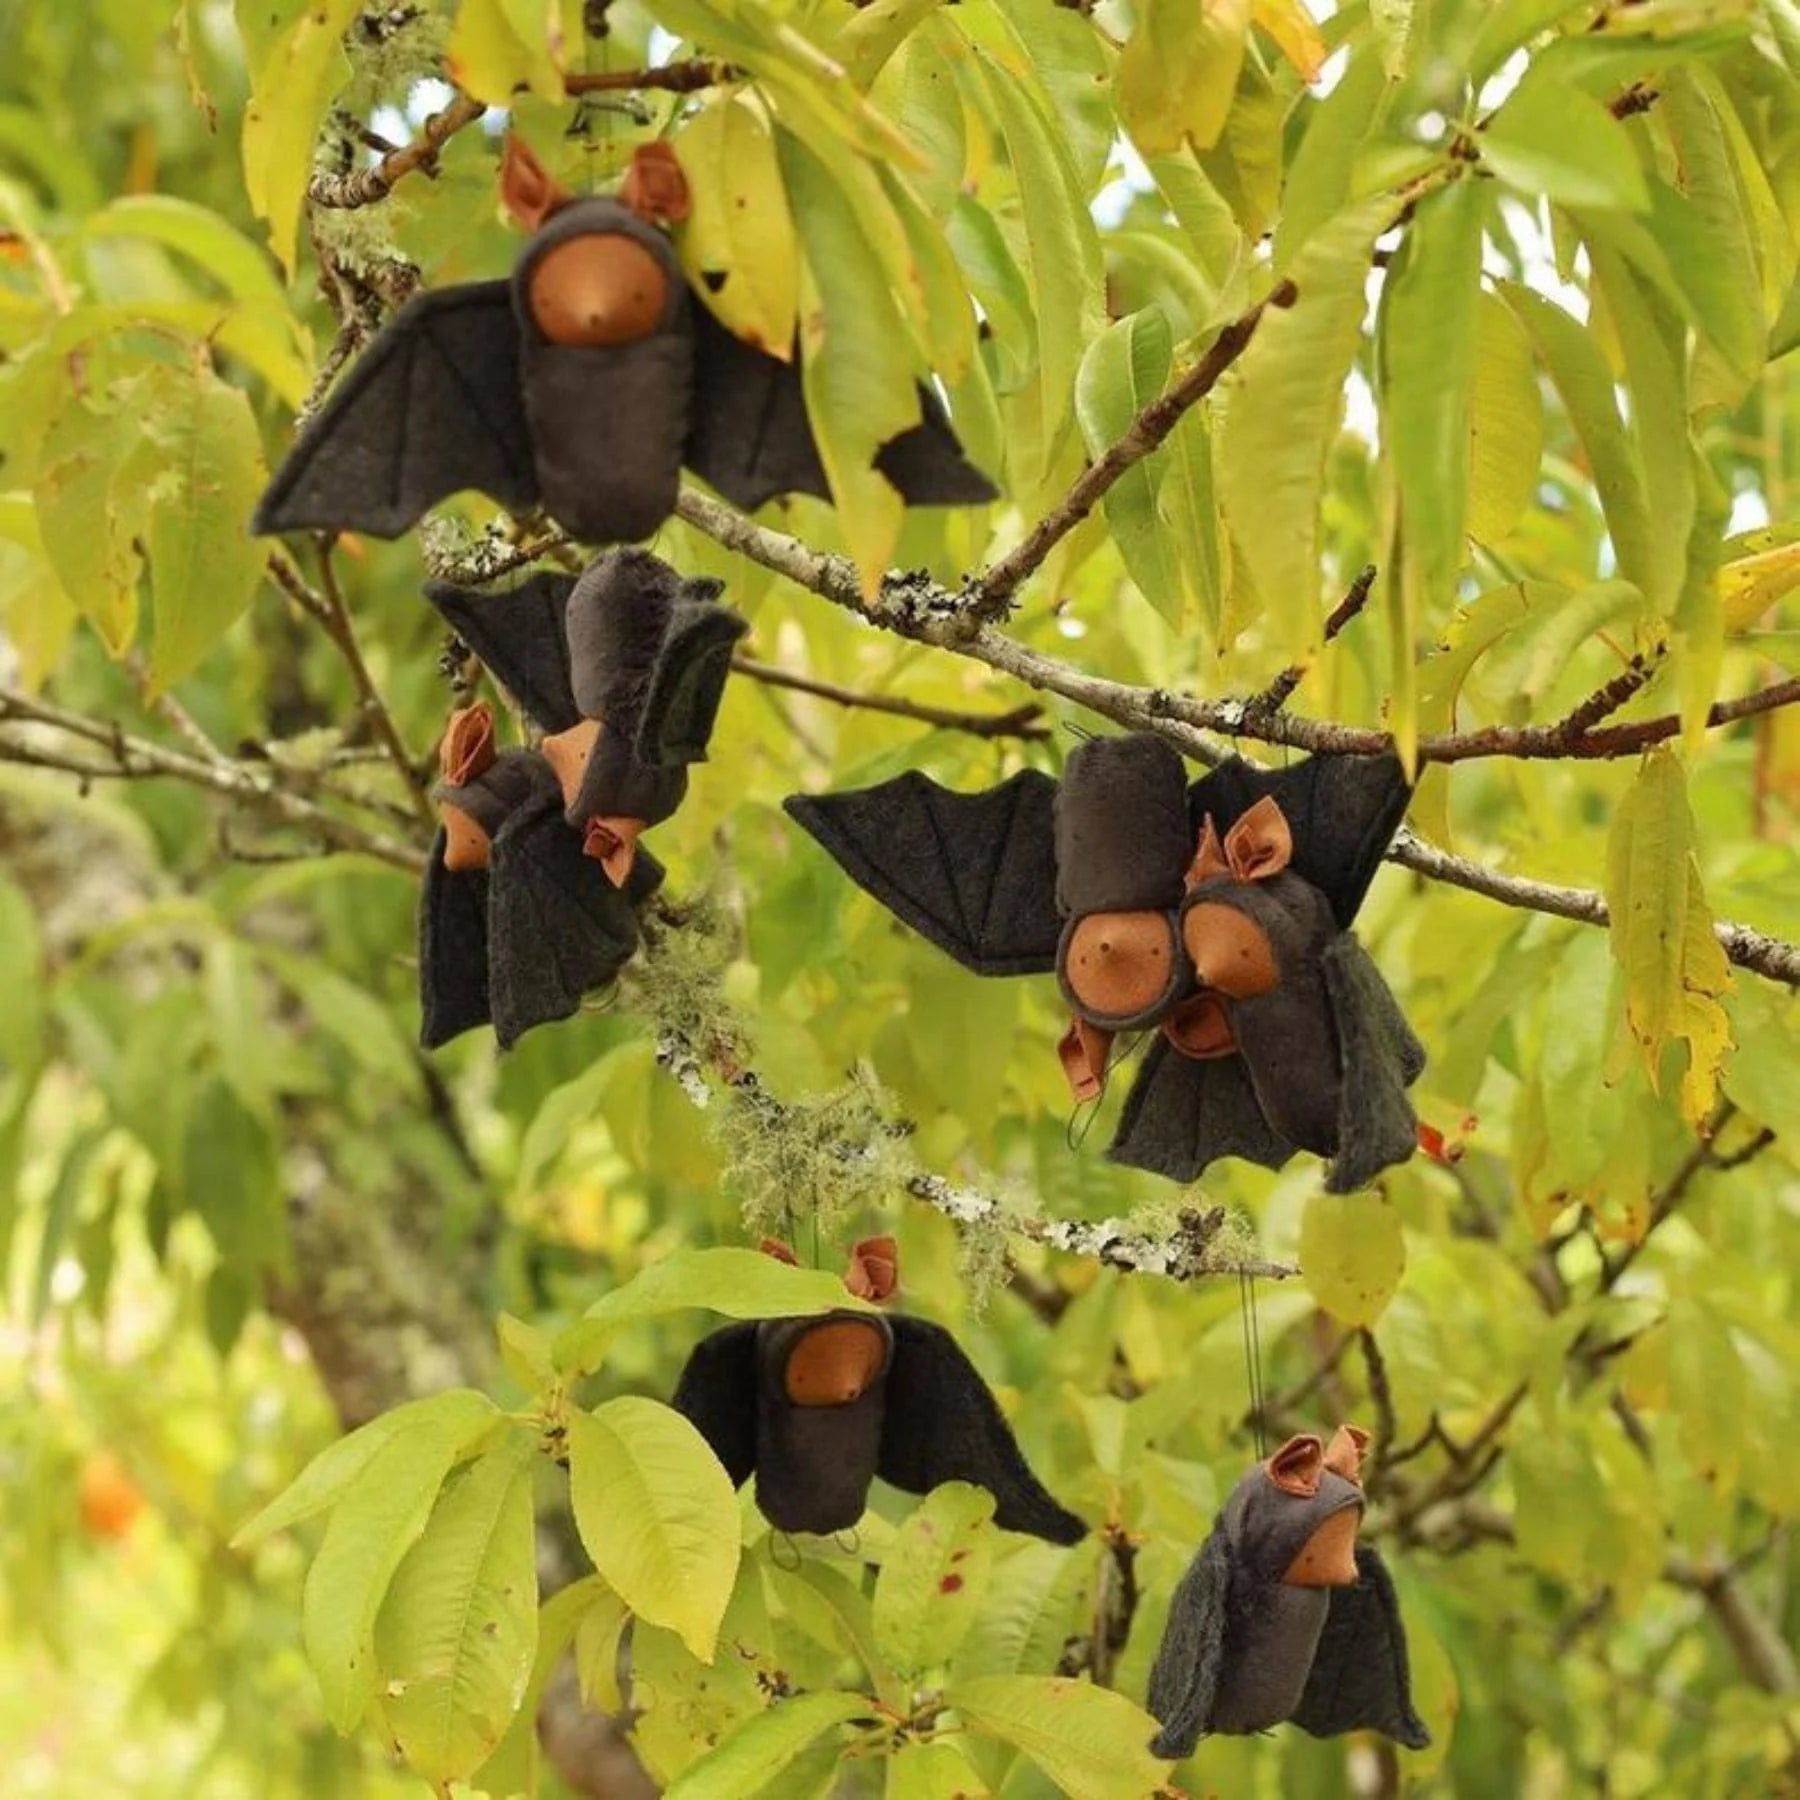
[783,1319,890,1407]
[1063,911,1178,1019]
[526,235,670,348]
[1182,901,1279,1000]
[439,803,491,873]
[541,718,603,811]
[1282,1506,1362,1588]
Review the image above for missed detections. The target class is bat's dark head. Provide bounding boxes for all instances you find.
[756,1235,898,1407]
[1054,734,1195,1030]
[1226,1426,1369,1589]
[501,137,688,350]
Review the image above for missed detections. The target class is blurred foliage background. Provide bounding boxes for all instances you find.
[0,0,1798,1795]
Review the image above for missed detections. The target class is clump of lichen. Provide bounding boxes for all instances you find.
[949,1193,1019,1313]
[712,1065,912,1247]
[627,902,751,1070]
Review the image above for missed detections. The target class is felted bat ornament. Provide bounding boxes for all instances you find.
[1146,1426,1429,1757]
[785,733,1425,1190]
[671,1237,1086,1544]
[425,545,747,886]
[254,136,995,545]
[420,703,662,1051]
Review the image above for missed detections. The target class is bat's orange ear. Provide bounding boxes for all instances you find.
[619,141,690,226]
[1323,1424,1370,1485]
[500,134,574,232]
[1266,1434,1325,1497]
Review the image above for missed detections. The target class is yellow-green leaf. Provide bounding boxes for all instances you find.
[666,1691,869,1800]
[567,1396,741,1661]
[1482,73,1649,213]
[375,1435,539,1784]
[1117,0,1250,158]
[1466,292,1544,544]
[873,1481,996,1675]
[1299,1190,1406,1327]
[947,1674,1171,1800]
[674,92,800,359]
[885,1739,992,1799]
[448,0,577,104]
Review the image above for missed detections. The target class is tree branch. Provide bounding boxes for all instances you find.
[671,489,1800,989]
[731,655,1050,741]
[563,59,738,95]
[308,91,489,209]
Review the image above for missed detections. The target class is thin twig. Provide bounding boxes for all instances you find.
[563,59,738,95]
[967,282,1299,620]
[1245,564,1377,717]
[731,656,1049,741]
[308,92,489,208]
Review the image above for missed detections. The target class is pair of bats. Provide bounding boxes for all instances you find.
[254,139,994,546]
[786,733,1424,1190]
[671,1238,1085,1545]
[420,546,744,1049]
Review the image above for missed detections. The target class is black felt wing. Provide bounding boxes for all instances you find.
[1321,934,1425,1194]
[422,573,581,735]
[1147,1525,1233,1759]
[878,1316,1085,1545]
[1187,753,1411,930]
[1291,1544,1430,1748]
[255,282,537,539]
[670,1322,760,1488]
[638,587,749,767]
[685,309,995,510]
[784,769,1061,976]
[486,790,641,1049]
[418,831,492,1050]
[1109,1037,1296,1185]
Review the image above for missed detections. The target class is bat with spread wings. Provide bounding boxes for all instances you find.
[1147,1426,1429,1757]
[671,1238,1086,1544]
[254,138,994,547]
[784,732,1424,1191]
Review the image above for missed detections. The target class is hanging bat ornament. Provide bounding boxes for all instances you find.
[671,1238,1086,1544]
[785,733,1424,1191]
[254,137,995,546]
[1146,1426,1429,1756]
[421,706,662,1051]
[425,544,747,886]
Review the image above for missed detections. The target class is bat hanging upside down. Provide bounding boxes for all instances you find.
[253,137,996,546]
[671,1237,1087,1544]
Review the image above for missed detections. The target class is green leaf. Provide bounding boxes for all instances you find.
[1299,1190,1406,1327]
[375,1435,539,1784]
[567,1396,740,1661]
[303,1417,476,1731]
[947,1675,1171,1800]
[446,0,576,103]
[1219,195,1388,661]
[1481,74,1649,212]
[183,1076,285,1279]
[1117,0,1250,158]
[258,945,422,1100]
[240,0,363,272]
[233,1389,499,1548]
[666,1690,870,1799]
[674,93,800,360]
[1466,292,1545,544]
[1075,310,1183,626]
[573,1582,631,1712]
[1274,43,1389,273]
[556,1246,873,1375]
[1604,749,1733,1124]
[1721,986,1800,1130]
[884,1739,992,1798]
[835,0,945,89]
[0,877,45,1076]
[873,1481,996,1675]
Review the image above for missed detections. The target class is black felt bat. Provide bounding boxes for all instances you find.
[1147,1426,1429,1756]
[254,138,994,546]
[420,730,662,1051]
[671,1238,1086,1544]
[425,545,747,884]
[784,732,1423,1191]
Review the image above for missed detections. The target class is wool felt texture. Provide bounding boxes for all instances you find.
[785,737,1423,1188]
[254,207,995,544]
[418,750,663,1051]
[1147,1436,1429,1758]
[671,1311,1086,1543]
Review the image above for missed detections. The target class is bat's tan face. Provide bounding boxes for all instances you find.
[526,235,669,349]
[540,718,602,812]
[783,1318,890,1407]
[1063,910,1179,1019]
[1181,900,1280,1000]
[439,802,491,872]
[1282,1504,1362,1587]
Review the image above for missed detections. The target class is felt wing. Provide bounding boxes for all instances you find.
[423,573,581,735]
[255,282,537,538]
[1109,1036,1296,1184]
[784,769,1061,977]
[1146,1525,1233,1759]
[486,790,642,1049]
[1187,753,1411,930]
[670,1322,760,1487]
[878,1316,1086,1545]
[418,832,492,1050]
[638,586,750,767]
[1321,934,1425,1195]
[685,308,995,510]
[1290,1544,1431,1748]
